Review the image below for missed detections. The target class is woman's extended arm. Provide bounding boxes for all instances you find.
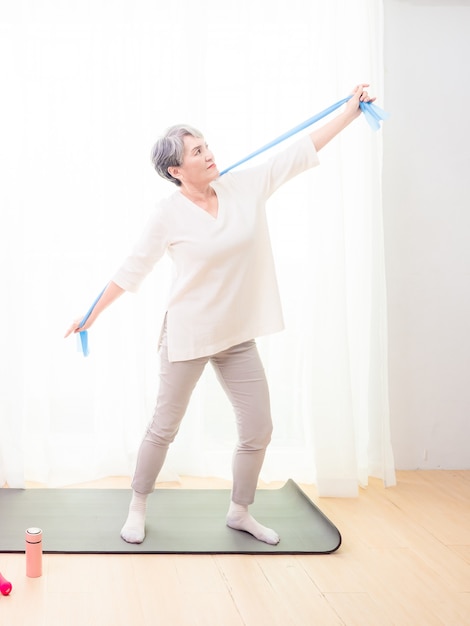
[310,83,375,152]
[64,280,125,338]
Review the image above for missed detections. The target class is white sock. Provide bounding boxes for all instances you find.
[226,501,280,545]
[121,491,148,544]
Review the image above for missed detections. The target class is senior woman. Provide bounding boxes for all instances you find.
[66,84,375,545]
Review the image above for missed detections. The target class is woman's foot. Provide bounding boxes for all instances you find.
[226,501,280,545]
[120,491,147,544]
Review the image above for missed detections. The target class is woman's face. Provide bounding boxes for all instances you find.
[174,134,219,187]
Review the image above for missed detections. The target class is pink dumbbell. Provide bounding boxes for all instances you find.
[0,571,12,595]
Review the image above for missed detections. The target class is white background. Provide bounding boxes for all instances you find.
[383,0,470,468]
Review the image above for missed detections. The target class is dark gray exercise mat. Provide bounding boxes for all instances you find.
[0,480,341,554]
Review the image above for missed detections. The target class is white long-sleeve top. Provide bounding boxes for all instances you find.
[112,135,319,361]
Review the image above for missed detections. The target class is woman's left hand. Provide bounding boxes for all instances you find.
[310,83,377,151]
[346,83,376,119]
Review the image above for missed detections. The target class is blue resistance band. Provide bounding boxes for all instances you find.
[220,97,389,175]
[78,96,389,356]
[78,284,107,357]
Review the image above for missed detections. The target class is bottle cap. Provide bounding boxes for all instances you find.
[25,528,43,543]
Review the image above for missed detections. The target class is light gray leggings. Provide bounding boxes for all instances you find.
[131,335,273,505]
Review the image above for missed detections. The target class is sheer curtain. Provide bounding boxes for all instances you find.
[0,0,395,495]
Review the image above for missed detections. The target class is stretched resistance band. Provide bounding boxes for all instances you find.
[220,96,389,175]
[77,95,389,356]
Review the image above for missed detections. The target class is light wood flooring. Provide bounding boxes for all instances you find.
[1,471,469,625]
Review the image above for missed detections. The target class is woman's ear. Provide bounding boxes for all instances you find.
[168,166,180,180]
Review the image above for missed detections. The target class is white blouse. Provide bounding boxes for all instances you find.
[112,135,319,361]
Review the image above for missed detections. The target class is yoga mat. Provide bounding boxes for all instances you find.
[0,480,341,555]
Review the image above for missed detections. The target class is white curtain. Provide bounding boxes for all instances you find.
[0,0,395,496]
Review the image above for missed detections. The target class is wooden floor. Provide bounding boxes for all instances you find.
[1,471,469,625]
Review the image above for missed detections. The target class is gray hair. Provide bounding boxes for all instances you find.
[150,124,203,187]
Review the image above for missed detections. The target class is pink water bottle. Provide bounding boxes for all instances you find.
[25,528,43,578]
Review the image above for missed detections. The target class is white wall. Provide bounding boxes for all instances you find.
[383,0,470,468]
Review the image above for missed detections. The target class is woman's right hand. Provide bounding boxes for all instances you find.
[64,317,86,338]
[63,282,125,339]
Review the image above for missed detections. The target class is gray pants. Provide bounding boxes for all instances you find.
[131,334,273,505]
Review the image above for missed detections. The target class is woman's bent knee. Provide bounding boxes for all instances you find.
[239,421,273,450]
